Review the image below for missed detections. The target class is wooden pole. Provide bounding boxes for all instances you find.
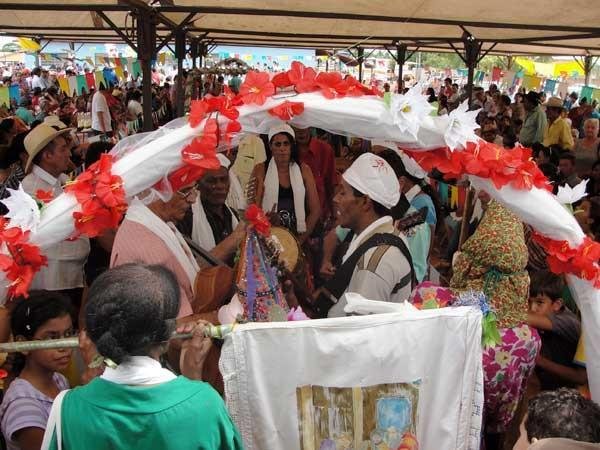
[458,185,475,251]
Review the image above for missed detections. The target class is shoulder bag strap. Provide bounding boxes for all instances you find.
[40,389,69,450]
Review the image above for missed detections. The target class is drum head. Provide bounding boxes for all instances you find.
[270,227,300,272]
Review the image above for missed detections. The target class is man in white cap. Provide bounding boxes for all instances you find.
[307,152,414,318]
[21,124,90,316]
[178,153,246,266]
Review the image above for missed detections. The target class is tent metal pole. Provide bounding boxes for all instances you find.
[358,46,364,82]
[464,36,480,108]
[136,8,157,132]
[396,43,406,93]
[175,30,186,118]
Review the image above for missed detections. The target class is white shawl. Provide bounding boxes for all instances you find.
[261,159,306,233]
[191,196,239,251]
[226,170,247,211]
[126,198,199,292]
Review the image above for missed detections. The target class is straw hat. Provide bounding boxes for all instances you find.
[546,96,564,109]
[24,123,73,171]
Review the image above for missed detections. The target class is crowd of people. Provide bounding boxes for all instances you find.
[0,62,597,450]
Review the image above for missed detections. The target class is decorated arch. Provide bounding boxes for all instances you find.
[1,62,599,401]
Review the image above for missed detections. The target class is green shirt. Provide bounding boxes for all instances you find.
[49,376,243,450]
[520,105,547,147]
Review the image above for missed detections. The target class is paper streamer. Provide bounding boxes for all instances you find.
[94,71,106,89]
[58,77,70,96]
[544,79,557,94]
[67,76,78,97]
[580,86,593,102]
[132,60,142,79]
[114,66,124,81]
[76,75,87,95]
[85,73,96,90]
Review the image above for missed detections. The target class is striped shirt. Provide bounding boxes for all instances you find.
[0,373,69,450]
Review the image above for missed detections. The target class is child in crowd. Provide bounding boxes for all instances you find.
[527,271,581,391]
[513,388,600,449]
[0,292,73,450]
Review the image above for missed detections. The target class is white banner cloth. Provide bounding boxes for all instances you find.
[220,307,483,450]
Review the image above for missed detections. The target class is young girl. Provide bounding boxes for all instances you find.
[0,292,73,450]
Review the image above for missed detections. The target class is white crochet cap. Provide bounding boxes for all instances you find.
[342,153,400,209]
[267,123,295,142]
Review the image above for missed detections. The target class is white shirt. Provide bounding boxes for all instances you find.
[329,216,412,318]
[127,99,143,118]
[22,166,90,290]
[91,91,112,132]
[31,75,49,91]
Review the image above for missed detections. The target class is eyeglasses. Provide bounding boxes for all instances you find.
[176,186,197,200]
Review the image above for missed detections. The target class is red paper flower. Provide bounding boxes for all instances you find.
[272,71,292,88]
[205,95,240,121]
[406,141,550,191]
[35,189,54,204]
[345,75,377,96]
[0,219,47,299]
[245,204,271,236]
[532,233,600,287]
[65,153,127,238]
[189,100,209,128]
[239,71,275,106]
[315,72,349,99]
[268,101,305,120]
[287,62,318,93]
[169,119,221,192]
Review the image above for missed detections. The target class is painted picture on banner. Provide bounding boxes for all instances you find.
[296,382,420,450]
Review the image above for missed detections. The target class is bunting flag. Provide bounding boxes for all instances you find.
[0,87,9,107]
[127,57,134,75]
[449,185,459,209]
[491,67,502,82]
[521,75,541,90]
[76,75,87,95]
[85,57,95,66]
[132,60,142,79]
[158,53,166,65]
[501,70,515,87]
[592,88,600,103]
[580,86,593,102]
[68,76,78,97]
[94,70,106,89]
[113,57,121,67]
[544,79,557,94]
[58,77,71,96]
[438,181,448,205]
[17,37,41,52]
[85,73,96,90]
[8,85,20,105]
[114,65,125,81]
[557,82,570,98]
[279,55,289,61]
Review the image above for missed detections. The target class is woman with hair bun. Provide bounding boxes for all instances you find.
[42,263,243,450]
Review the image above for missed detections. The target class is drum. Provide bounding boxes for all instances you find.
[270,226,309,292]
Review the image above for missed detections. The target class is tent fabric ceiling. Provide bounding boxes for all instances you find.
[0,0,598,56]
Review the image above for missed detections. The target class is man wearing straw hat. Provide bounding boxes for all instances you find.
[21,124,90,313]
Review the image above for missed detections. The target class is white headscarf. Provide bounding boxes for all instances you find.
[342,153,400,209]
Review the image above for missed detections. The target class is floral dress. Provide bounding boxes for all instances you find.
[411,201,540,433]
